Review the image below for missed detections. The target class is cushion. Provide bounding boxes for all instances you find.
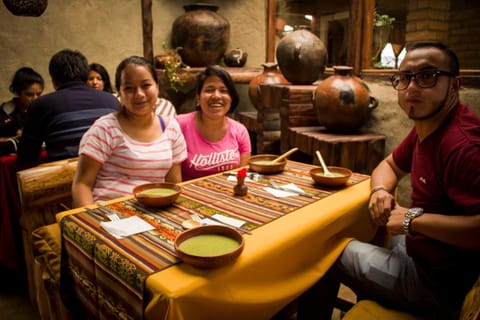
[32,223,61,283]
[342,300,425,320]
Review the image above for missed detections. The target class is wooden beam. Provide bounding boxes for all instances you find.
[362,0,375,70]
[142,0,153,64]
[266,0,276,63]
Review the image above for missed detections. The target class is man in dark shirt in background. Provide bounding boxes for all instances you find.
[17,48,119,163]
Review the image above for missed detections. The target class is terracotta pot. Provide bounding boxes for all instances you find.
[171,3,230,67]
[154,54,175,69]
[3,0,47,16]
[276,29,327,84]
[248,62,288,109]
[313,66,378,133]
[223,48,247,67]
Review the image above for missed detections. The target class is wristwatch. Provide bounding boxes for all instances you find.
[403,207,424,236]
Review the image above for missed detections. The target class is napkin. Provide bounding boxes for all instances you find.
[265,183,305,197]
[202,214,246,228]
[100,216,155,239]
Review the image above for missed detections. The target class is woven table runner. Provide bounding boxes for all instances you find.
[61,162,368,319]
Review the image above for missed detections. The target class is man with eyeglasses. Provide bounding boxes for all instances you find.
[297,41,480,319]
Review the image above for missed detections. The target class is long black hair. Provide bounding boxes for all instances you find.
[89,63,113,93]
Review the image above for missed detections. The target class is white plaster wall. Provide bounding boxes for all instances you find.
[0,0,265,100]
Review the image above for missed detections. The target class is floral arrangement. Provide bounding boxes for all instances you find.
[236,168,248,179]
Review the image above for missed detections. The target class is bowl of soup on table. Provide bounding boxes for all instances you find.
[248,154,286,174]
[174,225,245,268]
[309,166,352,187]
[133,182,181,207]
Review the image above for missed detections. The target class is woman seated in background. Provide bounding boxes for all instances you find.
[87,62,113,93]
[0,67,44,138]
[72,56,187,207]
[176,65,251,181]
[0,67,44,156]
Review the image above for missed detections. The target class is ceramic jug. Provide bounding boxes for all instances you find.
[276,29,327,84]
[314,66,378,133]
[248,62,289,109]
[171,3,230,67]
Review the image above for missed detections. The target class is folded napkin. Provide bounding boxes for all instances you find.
[100,216,155,239]
[265,183,306,197]
[202,214,246,228]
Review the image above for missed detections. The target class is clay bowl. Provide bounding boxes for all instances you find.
[248,154,287,174]
[133,182,181,207]
[309,166,352,187]
[174,225,245,269]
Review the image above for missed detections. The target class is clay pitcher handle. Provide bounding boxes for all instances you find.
[369,96,379,111]
[293,43,302,61]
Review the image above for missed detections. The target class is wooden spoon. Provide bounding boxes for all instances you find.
[315,150,334,177]
[271,147,299,164]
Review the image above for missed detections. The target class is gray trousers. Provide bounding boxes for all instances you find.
[298,236,454,320]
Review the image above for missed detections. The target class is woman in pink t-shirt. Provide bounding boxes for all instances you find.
[176,65,251,181]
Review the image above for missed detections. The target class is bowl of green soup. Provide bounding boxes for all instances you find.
[174,225,245,268]
[248,154,287,174]
[133,182,181,207]
[309,166,352,187]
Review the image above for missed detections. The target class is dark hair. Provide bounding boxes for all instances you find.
[48,49,89,84]
[115,55,158,92]
[89,63,113,93]
[195,65,239,113]
[9,67,44,95]
[406,41,460,76]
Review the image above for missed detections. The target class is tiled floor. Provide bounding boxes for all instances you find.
[0,266,39,320]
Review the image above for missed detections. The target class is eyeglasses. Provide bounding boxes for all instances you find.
[390,70,454,90]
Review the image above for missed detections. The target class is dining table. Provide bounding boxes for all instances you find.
[57,160,377,320]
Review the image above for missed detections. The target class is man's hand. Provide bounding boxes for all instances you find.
[368,189,395,226]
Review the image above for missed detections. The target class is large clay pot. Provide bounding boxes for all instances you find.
[248,62,289,109]
[171,3,230,67]
[3,0,47,16]
[314,66,378,133]
[276,29,327,84]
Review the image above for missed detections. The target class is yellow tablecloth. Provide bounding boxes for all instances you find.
[143,178,376,320]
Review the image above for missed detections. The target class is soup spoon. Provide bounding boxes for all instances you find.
[315,150,334,177]
[182,214,203,229]
[271,147,299,164]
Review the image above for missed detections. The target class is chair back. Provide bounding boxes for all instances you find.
[16,157,78,308]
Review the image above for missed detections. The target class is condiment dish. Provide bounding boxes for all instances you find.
[133,182,181,207]
[248,154,287,174]
[309,166,352,187]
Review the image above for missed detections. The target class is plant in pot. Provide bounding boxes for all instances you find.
[155,44,189,92]
[372,11,395,68]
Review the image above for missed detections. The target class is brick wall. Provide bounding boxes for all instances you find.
[405,0,480,69]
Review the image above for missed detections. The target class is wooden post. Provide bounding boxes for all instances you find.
[266,0,276,62]
[142,0,153,64]
[362,0,375,70]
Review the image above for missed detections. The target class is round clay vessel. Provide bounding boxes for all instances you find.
[248,62,289,109]
[276,29,327,84]
[314,66,379,133]
[171,3,230,67]
[224,48,248,67]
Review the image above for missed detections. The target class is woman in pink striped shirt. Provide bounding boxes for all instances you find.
[72,56,187,207]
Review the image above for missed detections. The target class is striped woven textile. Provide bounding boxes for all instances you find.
[61,161,368,319]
